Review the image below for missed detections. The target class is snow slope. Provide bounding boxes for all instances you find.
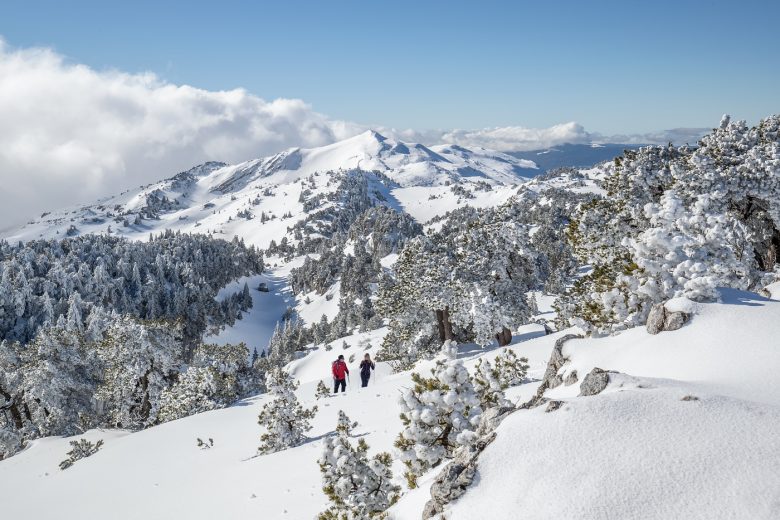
[447,374,780,520]
[2,290,779,519]
[391,289,780,519]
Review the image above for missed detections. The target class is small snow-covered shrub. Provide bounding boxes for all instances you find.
[59,438,104,470]
[394,341,482,488]
[316,380,331,400]
[493,348,529,388]
[318,416,399,519]
[257,369,317,454]
[336,410,358,437]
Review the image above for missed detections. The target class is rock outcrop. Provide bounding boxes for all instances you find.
[579,367,612,396]
[537,334,582,393]
[422,433,498,519]
[646,303,690,335]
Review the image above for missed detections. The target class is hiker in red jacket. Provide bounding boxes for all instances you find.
[332,354,349,393]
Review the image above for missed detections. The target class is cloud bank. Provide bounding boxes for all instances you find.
[0,41,707,228]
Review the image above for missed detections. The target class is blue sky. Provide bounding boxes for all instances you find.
[3,0,779,134]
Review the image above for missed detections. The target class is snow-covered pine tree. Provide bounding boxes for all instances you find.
[158,367,219,422]
[316,380,331,400]
[473,358,511,409]
[336,410,358,437]
[492,348,529,388]
[257,368,317,454]
[558,115,780,333]
[96,316,183,429]
[625,190,751,302]
[378,204,540,367]
[318,415,399,519]
[394,340,482,488]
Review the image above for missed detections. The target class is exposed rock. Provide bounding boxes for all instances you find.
[646,303,666,335]
[518,395,549,410]
[681,395,700,401]
[664,311,687,331]
[564,370,579,386]
[545,400,564,413]
[422,432,497,519]
[579,367,611,396]
[541,334,580,392]
[647,302,690,334]
[476,405,515,437]
[518,334,582,410]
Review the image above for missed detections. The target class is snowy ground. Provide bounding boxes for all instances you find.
[2,289,779,519]
[392,289,780,519]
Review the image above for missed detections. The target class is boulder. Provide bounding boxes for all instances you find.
[564,370,579,386]
[664,311,688,331]
[646,303,666,335]
[646,302,690,334]
[579,367,611,396]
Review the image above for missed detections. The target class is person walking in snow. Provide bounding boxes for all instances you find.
[332,354,349,393]
[359,353,375,387]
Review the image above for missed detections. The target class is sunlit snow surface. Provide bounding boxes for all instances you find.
[1,291,779,519]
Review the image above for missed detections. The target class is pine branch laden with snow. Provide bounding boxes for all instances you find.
[257,368,317,455]
[394,341,482,488]
[59,438,104,470]
[473,348,529,409]
[473,358,511,409]
[318,414,399,520]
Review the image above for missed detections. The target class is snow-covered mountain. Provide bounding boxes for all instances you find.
[4,131,537,245]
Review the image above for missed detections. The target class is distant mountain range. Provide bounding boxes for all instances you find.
[509,143,643,172]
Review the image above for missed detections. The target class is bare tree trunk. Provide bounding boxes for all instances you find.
[0,387,24,430]
[435,310,446,343]
[496,327,512,347]
[442,307,454,341]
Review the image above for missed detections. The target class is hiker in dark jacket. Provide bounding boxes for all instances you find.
[359,353,375,387]
[332,354,349,393]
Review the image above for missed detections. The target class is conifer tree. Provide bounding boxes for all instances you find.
[257,368,317,454]
[316,380,331,400]
[318,414,399,519]
[394,340,482,488]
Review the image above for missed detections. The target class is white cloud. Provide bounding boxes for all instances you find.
[0,40,711,229]
[596,127,709,146]
[436,122,593,151]
[0,40,363,229]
